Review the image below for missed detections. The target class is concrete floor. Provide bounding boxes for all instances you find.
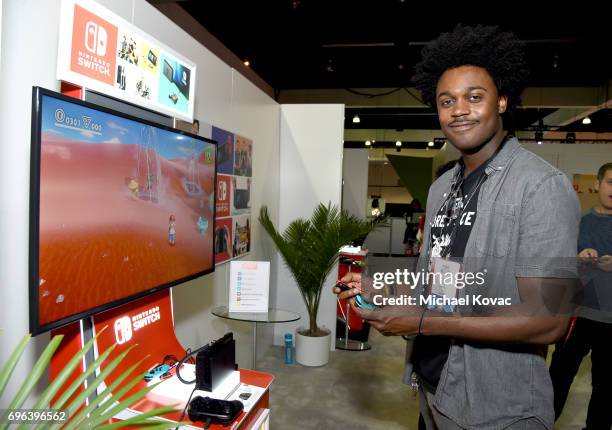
[257,330,593,429]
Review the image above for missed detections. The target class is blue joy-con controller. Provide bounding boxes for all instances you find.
[144,364,171,382]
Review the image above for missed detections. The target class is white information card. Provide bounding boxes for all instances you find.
[229,261,270,313]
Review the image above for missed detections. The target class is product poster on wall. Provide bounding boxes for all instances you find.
[212,127,234,175]
[232,215,251,258]
[214,218,233,264]
[210,126,254,265]
[234,135,253,177]
[232,176,251,215]
[158,54,191,113]
[216,175,231,218]
[57,0,196,121]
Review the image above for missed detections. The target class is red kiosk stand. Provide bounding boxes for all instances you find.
[50,290,273,429]
[335,249,371,351]
[49,84,273,429]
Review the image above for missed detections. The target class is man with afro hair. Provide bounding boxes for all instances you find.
[337,25,580,429]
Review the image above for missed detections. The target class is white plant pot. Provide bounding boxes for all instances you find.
[295,326,331,367]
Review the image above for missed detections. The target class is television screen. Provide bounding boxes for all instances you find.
[29,87,216,334]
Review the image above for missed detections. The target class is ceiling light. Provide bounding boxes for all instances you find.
[428,141,434,147]
[582,116,591,125]
[365,140,371,146]
[395,141,401,147]
[352,115,360,124]
[552,54,559,69]
[243,59,250,67]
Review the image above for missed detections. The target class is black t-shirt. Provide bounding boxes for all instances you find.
[413,160,487,393]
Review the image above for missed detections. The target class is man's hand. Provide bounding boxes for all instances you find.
[349,300,422,336]
[334,272,362,300]
[597,255,612,272]
[333,272,422,336]
[578,248,599,259]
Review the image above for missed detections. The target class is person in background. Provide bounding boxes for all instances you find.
[549,162,612,429]
[191,119,200,136]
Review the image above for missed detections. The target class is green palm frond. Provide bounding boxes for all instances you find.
[0,334,177,429]
[259,203,377,335]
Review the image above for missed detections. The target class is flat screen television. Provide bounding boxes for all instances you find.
[29,87,216,335]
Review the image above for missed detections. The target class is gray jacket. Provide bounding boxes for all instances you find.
[412,138,580,429]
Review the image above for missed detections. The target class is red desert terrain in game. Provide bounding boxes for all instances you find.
[38,136,215,325]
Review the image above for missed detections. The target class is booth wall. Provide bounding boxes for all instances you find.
[0,0,62,407]
[342,149,369,218]
[274,104,344,347]
[0,0,280,406]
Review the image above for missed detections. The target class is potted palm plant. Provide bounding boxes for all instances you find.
[259,203,376,366]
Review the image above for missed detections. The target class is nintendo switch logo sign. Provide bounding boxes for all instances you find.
[114,316,133,345]
[218,180,227,201]
[113,306,162,344]
[70,4,117,85]
[85,21,107,56]
[215,175,231,218]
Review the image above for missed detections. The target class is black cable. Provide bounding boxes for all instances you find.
[175,350,197,385]
[175,385,197,430]
[175,345,206,385]
[343,87,426,105]
[402,87,425,105]
[204,417,213,430]
[345,87,402,98]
